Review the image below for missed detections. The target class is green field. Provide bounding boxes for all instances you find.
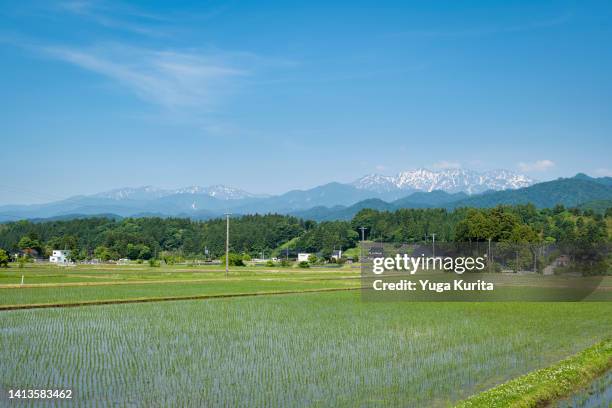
[0,264,611,406]
[0,264,361,307]
[0,263,359,285]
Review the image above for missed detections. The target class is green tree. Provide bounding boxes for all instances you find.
[294,221,358,255]
[0,249,9,267]
[18,236,42,256]
[94,246,113,261]
[507,224,539,244]
[220,253,245,266]
[17,255,29,268]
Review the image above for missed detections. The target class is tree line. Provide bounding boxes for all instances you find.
[0,204,608,262]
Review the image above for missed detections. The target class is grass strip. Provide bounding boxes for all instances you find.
[455,338,612,408]
[0,286,361,311]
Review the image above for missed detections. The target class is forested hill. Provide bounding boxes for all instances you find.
[0,204,609,262]
[448,176,612,209]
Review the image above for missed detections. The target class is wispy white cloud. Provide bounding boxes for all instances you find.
[432,160,462,170]
[518,159,555,172]
[43,44,248,110]
[5,27,292,136]
[58,1,173,37]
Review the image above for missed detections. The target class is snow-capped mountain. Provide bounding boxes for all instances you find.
[352,169,534,194]
[95,185,262,201]
[93,186,168,201]
[173,185,263,200]
[2,172,609,223]
[350,174,399,193]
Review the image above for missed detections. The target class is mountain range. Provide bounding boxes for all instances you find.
[1,169,610,222]
[352,168,533,194]
[93,185,266,201]
[294,175,612,221]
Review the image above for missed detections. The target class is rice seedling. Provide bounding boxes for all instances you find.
[0,278,358,308]
[553,369,612,408]
[0,292,610,406]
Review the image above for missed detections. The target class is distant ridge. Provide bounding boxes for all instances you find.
[94,185,264,201]
[27,213,123,223]
[449,176,612,208]
[1,173,608,222]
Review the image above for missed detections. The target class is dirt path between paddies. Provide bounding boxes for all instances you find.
[0,287,362,311]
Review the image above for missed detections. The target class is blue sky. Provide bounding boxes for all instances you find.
[1,0,611,204]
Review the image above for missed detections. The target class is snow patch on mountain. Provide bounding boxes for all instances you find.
[93,186,167,201]
[95,185,262,201]
[353,168,534,194]
[350,174,398,193]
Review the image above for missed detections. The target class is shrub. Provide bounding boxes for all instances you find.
[220,253,245,267]
[0,249,9,268]
[17,256,30,268]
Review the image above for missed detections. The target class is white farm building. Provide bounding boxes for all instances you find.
[49,250,71,264]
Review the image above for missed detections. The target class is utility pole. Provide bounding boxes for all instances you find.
[359,227,367,264]
[488,238,492,272]
[224,213,231,278]
[514,241,521,274]
[431,233,436,259]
